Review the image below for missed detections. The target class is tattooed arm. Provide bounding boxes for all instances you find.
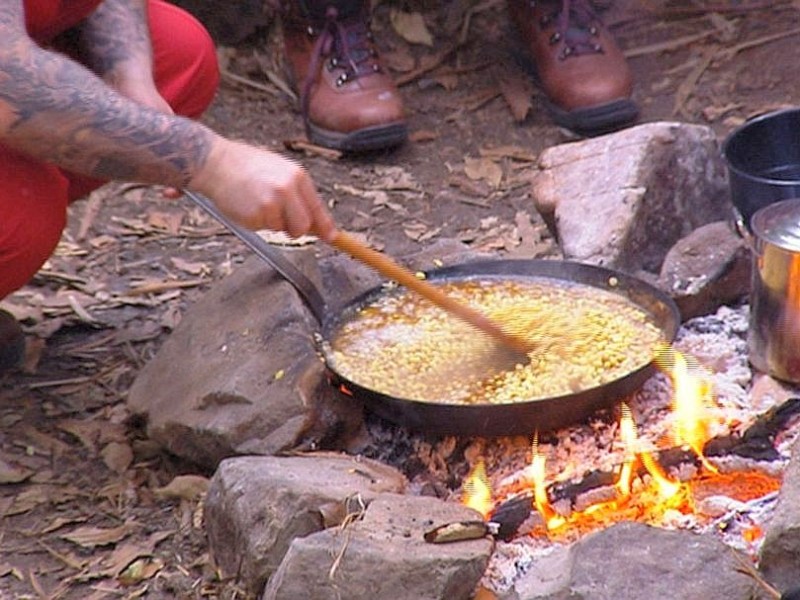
[75,0,171,113]
[0,0,335,238]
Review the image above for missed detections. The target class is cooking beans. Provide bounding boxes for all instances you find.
[327,277,665,405]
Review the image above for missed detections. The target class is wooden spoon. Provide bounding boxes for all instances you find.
[329,230,535,356]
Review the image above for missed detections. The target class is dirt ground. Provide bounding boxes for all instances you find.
[2,1,800,598]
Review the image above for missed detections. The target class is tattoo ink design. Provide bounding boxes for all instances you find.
[78,0,152,78]
[0,1,211,186]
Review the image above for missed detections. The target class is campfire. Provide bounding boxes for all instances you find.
[460,344,784,548]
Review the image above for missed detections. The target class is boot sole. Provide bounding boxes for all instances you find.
[509,45,639,136]
[547,98,639,136]
[307,121,408,153]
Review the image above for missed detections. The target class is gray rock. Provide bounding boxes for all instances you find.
[205,454,408,594]
[761,437,800,590]
[263,493,494,600]
[658,221,751,321]
[530,121,730,273]
[127,238,495,469]
[505,522,759,600]
[127,247,363,469]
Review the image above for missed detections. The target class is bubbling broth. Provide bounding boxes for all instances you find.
[327,277,665,405]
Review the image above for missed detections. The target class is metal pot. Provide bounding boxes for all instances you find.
[724,107,800,231]
[747,198,800,383]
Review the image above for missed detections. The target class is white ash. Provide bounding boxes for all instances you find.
[478,302,794,594]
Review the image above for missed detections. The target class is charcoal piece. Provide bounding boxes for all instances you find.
[706,397,800,462]
[489,493,532,541]
[550,470,616,503]
[744,397,800,442]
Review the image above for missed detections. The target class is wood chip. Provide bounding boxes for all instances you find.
[283,138,343,160]
[424,520,490,543]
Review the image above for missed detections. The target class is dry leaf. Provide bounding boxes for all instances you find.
[382,46,416,72]
[102,442,133,474]
[334,183,390,205]
[170,257,209,276]
[431,72,459,90]
[509,211,543,258]
[146,210,183,234]
[60,523,133,548]
[57,420,101,453]
[390,9,434,46]
[498,73,533,122]
[409,130,438,143]
[154,474,210,501]
[371,166,421,191]
[99,531,171,577]
[118,558,164,586]
[22,425,71,456]
[255,230,318,246]
[479,145,537,162]
[42,515,89,534]
[464,157,503,188]
[0,457,33,484]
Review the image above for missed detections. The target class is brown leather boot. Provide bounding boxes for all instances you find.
[282,0,407,152]
[0,309,24,374]
[507,0,637,134]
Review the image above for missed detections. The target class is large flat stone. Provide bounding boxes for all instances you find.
[760,436,800,590]
[205,454,408,594]
[530,121,730,273]
[263,493,493,600]
[505,522,759,599]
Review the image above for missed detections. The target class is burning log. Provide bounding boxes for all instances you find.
[488,493,533,541]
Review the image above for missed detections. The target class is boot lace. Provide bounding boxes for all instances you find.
[539,0,605,59]
[302,5,382,119]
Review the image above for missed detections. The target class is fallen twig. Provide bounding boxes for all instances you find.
[220,68,281,98]
[283,138,343,160]
[624,30,715,59]
[719,25,800,60]
[126,278,208,296]
[673,47,716,118]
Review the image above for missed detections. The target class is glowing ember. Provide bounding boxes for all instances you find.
[462,458,493,518]
[457,344,783,548]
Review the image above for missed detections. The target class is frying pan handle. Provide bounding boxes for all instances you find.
[183,190,328,323]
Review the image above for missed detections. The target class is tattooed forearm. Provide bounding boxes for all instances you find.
[0,36,212,186]
[77,0,151,79]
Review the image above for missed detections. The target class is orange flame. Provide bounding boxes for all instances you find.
[616,404,638,498]
[640,451,680,500]
[531,435,565,530]
[461,458,493,518]
[655,346,719,473]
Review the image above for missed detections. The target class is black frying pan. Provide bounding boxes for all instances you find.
[320,259,679,437]
[185,192,680,438]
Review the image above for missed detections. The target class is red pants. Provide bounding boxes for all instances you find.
[0,0,220,300]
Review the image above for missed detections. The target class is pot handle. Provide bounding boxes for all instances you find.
[731,205,756,250]
[183,190,328,323]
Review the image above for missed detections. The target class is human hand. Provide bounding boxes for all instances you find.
[189,139,337,242]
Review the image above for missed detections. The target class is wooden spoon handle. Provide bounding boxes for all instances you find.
[329,230,532,355]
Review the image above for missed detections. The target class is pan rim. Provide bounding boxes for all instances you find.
[320,258,680,435]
